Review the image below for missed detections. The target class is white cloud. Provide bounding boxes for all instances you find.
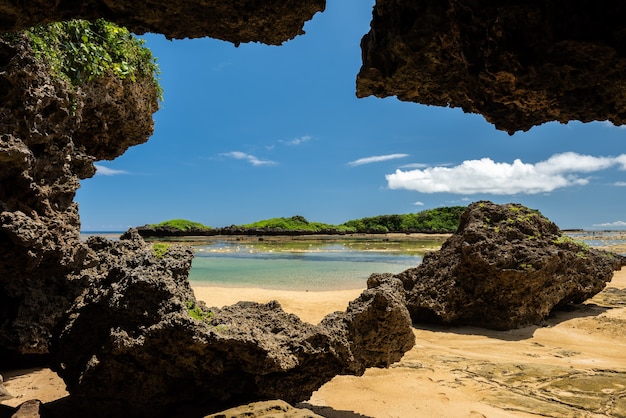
[221,151,277,166]
[348,153,409,167]
[413,201,425,206]
[534,152,616,174]
[386,152,626,195]
[399,163,430,169]
[615,155,626,169]
[281,135,312,146]
[615,181,626,187]
[592,220,626,228]
[94,164,129,176]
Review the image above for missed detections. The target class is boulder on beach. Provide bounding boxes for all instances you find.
[52,229,415,417]
[369,201,625,330]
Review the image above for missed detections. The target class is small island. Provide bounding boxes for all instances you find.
[135,207,466,238]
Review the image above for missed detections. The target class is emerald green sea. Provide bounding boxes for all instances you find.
[80,232,626,291]
[187,239,436,290]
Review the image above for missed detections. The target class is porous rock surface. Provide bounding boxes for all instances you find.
[1,1,625,132]
[53,229,414,417]
[0,34,159,355]
[357,1,626,133]
[0,1,325,45]
[368,201,624,330]
[205,400,322,418]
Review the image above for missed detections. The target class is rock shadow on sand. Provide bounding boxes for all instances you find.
[412,303,611,341]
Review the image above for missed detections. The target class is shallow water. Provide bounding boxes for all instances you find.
[78,231,626,291]
[188,240,424,290]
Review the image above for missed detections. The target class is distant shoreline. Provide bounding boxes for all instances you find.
[79,230,626,254]
[137,232,453,243]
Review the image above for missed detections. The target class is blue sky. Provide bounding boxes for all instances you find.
[77,0,626,231]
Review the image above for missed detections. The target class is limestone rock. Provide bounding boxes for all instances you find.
[357,1,626,133]
[373,201,624,330]
[8,400,41,418]
[0,1,624,132]
[0,374,12,401]
[0,34,159,355]
[0,1,325,45]
[205,400,322,418]
[52,230,414,417]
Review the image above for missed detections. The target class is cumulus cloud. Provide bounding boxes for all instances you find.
[348,153,409,167]
[94,165,129,176]
[413,201,425,206]
[221,151,277,166]
[615,181,626,187]
[386,152,626,195]
[593,220,626,228]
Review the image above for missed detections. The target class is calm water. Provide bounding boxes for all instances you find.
[79,233,433,290]
[79,231,625,291]
[188,241,425,290]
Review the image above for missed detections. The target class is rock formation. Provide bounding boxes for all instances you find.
[0,375,12,402]
[2,1,626,415]
[0,18,416,417]
[0,32,159,355]
[357,1,626,133]
[0,2,624,132]
[205,400,322,418]
[0,1,325,45]
[368,201,625,330]
[52,230,414,417]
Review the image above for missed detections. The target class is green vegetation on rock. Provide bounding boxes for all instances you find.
[152,219,211,231]
[553,235,590,252]
[341,206,466,233]
[185,301,214,322]
[242,215,354,233]
[151,242,170,258]
[144,207,466,235]
[23,19,162,98]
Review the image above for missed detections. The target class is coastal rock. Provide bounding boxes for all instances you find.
[0,34,159,355]
[52,230,414,417]
[7,400,42,418]
[136,224,352,237]
[0,1,324,45]
[0,374,12,401]
[0,2,624,132]
[357,1,626,133]
[205,400,323,418]
[373,201,624,330]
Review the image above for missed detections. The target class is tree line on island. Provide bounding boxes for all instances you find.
[136,206,466,237]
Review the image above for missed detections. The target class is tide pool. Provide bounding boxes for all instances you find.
[188,240,424,290]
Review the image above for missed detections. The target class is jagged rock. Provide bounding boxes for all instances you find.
[0,2,624,132]
[0,33,159,355]
[0,1,325,45]
[52,230,414,417]
[357,1,626,133]
[8,400,41,418]
[0,374,12,401]
[205,400,322,418]
[370,201,624,330]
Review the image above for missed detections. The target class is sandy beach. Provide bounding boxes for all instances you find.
[2,270,625,417]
